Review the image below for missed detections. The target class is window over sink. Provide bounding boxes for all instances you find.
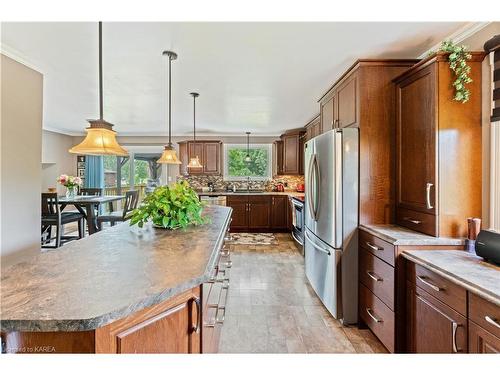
[223,144,272,181]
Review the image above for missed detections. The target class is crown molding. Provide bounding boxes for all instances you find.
[418,22,491,58]
[1,42,45,74]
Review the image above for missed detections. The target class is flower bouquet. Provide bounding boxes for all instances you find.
[57,174,83,198]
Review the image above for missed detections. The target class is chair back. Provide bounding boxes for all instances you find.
[41,193,60,217]
[122,190,139,218]
[80,188,103,196]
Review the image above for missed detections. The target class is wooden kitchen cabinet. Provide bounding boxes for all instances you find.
[248,195,272,230]
[279,129,305,175]
[270,195,289,230]
[304,115,321,143]
[178,140,223,176]
[226,194,288,232]
[394,52,484,237]
[406,282,467,353]
[468,293,500,353]
[226,195,249,230]
[95,287,201,353]
[469,322,500,353]
[274,140,284,175]
[319,59,418,225]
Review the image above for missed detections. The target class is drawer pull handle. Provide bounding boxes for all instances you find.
[485,316,500,329]
[366,308,383,323]
[426,182,434,209]
[222,260,232,268]
[365,242,383,251]
[192,297,201,333]
[452,321,462,353]
[404,217,422,225]
[416,275,442,292]
[366,271,383,282]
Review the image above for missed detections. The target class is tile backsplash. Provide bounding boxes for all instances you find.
[178,174,305,192]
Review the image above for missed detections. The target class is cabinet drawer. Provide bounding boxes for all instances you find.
[359,248,395,310]
[359,284,395,353]
[407,262,466,315]
[469,321,500,353]
[396,207,437,237]
[469,293,500,339]
[359,230,395,266]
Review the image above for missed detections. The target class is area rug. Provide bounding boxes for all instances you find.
[229,233,278,245]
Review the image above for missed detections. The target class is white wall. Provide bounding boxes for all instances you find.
[42,130,77,195]
[1,54,43,264]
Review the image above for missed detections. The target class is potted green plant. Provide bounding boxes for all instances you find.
[129,181,208,229]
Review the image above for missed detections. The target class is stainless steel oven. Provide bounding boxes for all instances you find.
[290,196,305,248]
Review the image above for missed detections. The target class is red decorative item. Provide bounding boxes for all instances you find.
[296,183,305,192]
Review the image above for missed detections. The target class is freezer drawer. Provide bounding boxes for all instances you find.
[304,229,341,318]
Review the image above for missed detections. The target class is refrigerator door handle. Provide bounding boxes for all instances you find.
[312,153,320,220]
[334,130,343,249]
[307,154,316,221]
[305,231,331,255]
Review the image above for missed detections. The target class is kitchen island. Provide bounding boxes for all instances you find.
[0,205,232,353]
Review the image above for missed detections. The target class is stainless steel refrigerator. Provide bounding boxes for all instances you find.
[304,128,359,325]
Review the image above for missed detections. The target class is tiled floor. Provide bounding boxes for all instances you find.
[219,233,388,353]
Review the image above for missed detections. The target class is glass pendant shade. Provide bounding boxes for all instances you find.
[187,156,203,168]
[158,144,181,164]
[244,154,251,162]
[69,120,128,156]
[70,22,127,157]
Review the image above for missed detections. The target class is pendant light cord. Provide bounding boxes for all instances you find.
[168,54,172,147]
[193,94,196,145]
[99,21,103,120]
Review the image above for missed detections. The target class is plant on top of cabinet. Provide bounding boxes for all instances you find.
[430,40,474,103]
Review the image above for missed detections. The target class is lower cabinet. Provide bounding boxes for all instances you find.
[406,282,467,353]
[226,195,289,232]
[405,259,500,354]
[95,287,201,353]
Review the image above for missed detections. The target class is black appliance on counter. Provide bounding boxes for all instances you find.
[475,229,500,265]
[290,196,305,250]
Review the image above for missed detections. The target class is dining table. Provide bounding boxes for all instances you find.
[58,195,125,235]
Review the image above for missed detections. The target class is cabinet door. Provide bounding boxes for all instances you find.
[283,135,300,174]
[469,321,500,353]
[226,196,249,230]
[337,76,357,128]
[275,141,284,175]
[188,143,205,175]
[248,196,271,229]
[406,283,466,353]
[203,142,221,175]
[115,297,200,353]
[271,195,288,229]
[396,65,436,215]
[321,96,335,132]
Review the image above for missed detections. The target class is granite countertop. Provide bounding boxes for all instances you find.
[359,224,464,246]
[0,206,232,332]
[402,250,500,306]
[197,190,304,197]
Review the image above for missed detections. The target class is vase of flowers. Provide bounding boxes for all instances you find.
[57,174,83,199]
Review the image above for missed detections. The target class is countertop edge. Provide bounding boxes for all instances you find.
[401,251,500,307]
[0,208,233,333]
[359,224,465,246]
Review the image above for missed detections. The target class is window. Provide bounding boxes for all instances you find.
[224,144,272,180]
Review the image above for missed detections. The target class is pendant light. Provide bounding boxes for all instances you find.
[244,132,251,162]
[69,22,128,156]
[157,51,181,164]
[187,92,203,169]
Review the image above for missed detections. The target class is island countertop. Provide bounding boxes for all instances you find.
[402,250,500,306]
[0,206,232,332]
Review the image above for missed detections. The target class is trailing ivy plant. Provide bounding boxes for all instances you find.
[129,181,208,229]
[436,40,473,103]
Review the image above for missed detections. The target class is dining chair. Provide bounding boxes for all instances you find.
[41,193,85,248]
[97,190,139,230]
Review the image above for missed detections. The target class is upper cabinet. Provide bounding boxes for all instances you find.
[275,129,305,176]
[394,52,484,237]
[304,115,321,143]
[320,73,358,131]
[317,59,418,224]
[178,140,223,176]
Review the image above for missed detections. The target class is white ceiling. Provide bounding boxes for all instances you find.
[1,22,466,136]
